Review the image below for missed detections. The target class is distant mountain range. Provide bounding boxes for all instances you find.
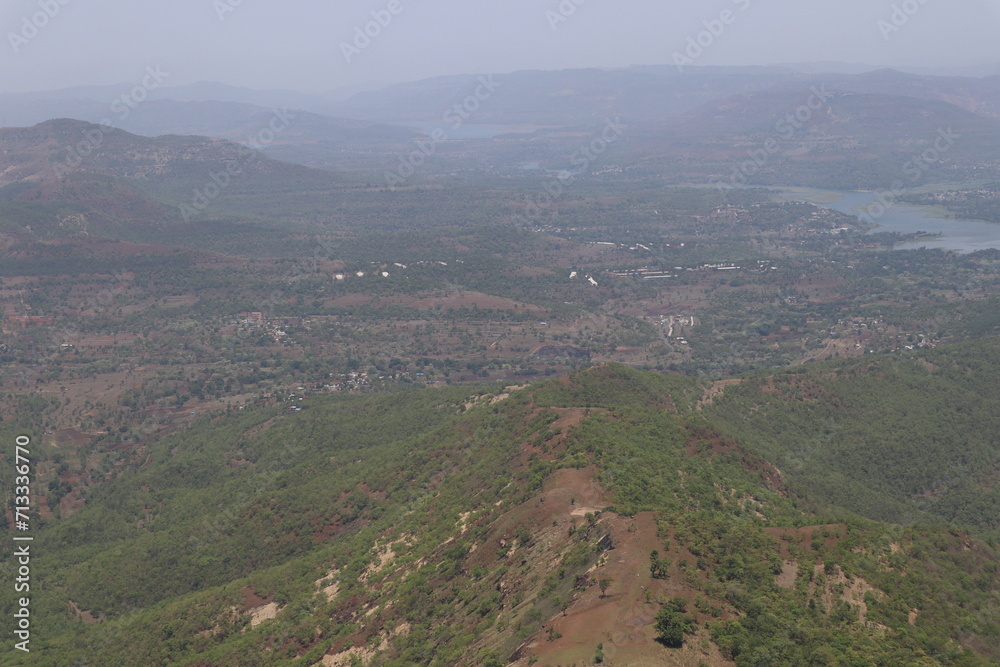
[6,66,1000,132]
[327,66,1000,125]
[0,80,335,121]
[0,119,517,250]
[620,85,1000,188]
[3,65,1000,222]
[0,119,357,240]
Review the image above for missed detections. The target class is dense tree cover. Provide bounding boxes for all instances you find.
[532,363,703,413]
[3,186,1000,664]
[0,250,194,278]
[4,88,1000,665]
[2,382,596,665]
[2,363,996,665]
[898,185,1000,224]
[655,597,697,648]
[705,337,1000,538]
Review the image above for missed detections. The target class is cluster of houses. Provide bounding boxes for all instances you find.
[900,334,938,351]
[329,260,463,283]
[334,270,390,281]
[324,371,372,393]
[609,267,677,280]
[606,260,778,281]
[584,240,689,252]
[233,312,290,344]
[586,241,656,252]
[659,315,696,346]
[825,317,938,353]
[568,271,599,286]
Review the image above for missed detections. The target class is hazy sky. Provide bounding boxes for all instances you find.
[2,0,998,93]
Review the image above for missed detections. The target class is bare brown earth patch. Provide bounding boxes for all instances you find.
[315,568,341,602]
[241,587,283,629]
[495,466,734,667]
[317,623,411,666]
[684,434,738,458]
[765,524,847,558]
[68,601,105,625]
[805,563,886,624]
[328,290,543,313]
[775,559,799,588]
[360,536,412,583]
[248,602,280,628]
[544,465,608,509]
[515,509,734,667]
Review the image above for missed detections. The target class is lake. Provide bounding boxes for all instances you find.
[776,188,1000,253]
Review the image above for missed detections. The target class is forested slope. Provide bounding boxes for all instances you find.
[704,338,1000,539]
[1,365,997,666]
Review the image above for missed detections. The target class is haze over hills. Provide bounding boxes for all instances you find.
[622,89,1000,189]
[328,66,814,125]
[3,59,1000,667]
[0,97,417,164]
[1,0,1000,665]
[6,65,1000,139]
[3,78,1000,249]
[0,81,337,121]
[0,119,360,239]
[326,66,1000,124]
[5,65,1000,188]
[0,119,535,252]
[5,64,1000,246]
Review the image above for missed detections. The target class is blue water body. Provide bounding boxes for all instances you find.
[783,189,1000,253]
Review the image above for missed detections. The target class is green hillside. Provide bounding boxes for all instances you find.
[704,338,1000,539]
[2,363,998,666]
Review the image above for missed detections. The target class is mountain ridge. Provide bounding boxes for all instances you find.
[3,359,997,665]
